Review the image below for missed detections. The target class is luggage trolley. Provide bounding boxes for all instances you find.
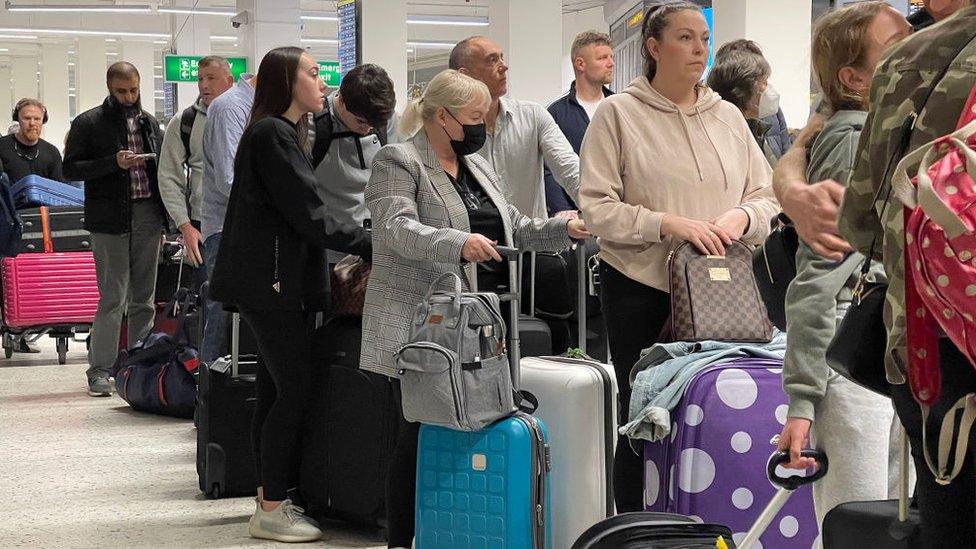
[0,251,99,364]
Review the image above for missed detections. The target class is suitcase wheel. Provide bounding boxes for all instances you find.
[209,483,221,499]
[56,338,68,365]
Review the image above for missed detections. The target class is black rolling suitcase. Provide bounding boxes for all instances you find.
[196,310,258,499]
[298,314,397,527]
[16,205,90,253]
[822,427,921,548]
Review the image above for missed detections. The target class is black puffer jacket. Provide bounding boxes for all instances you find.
[63,96,166,234]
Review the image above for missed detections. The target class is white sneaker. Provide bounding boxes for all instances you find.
[248,498,322,543]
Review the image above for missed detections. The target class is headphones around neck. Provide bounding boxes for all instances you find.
[12,99,49,125]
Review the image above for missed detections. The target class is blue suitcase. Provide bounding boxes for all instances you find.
[11,175,85,208]
[416,412,552,549]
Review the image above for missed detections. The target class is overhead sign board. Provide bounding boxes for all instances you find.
[318,61,341,87]
[164,55,248,83]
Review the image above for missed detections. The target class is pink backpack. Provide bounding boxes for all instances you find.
[893,86,976,485]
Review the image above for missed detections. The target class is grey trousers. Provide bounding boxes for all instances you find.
[86,200,163,378]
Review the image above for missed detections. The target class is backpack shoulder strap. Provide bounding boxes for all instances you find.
[311,103,334,169]
[179,105,196,164]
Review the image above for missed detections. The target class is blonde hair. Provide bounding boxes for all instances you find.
[398,69,491,138]
[812,1,890,111]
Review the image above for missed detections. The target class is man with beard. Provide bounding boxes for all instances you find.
[544,31,614,218]
[0,98,63,185]
[64,62,166,397]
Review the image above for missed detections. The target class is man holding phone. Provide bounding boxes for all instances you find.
[64,61,166,397]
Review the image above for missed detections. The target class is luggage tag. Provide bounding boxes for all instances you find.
[178,349,200,372]
[587,254,601,297]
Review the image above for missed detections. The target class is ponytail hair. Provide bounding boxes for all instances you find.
[641,1,702,82]
[398,69,490,138]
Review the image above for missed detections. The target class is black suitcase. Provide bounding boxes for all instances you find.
[519,313,553,357]
[299,315,397,527]
[571,512,734,549]
[196,311,258,499]
[16,205,90,253]
[822,500,920,548]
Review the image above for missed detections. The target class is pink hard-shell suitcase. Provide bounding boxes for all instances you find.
[2,251,99,329]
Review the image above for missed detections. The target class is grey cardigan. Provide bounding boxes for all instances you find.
[360,129,572,378]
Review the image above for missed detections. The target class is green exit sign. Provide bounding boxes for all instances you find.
[164,55,249,83]
[318,61,341,87]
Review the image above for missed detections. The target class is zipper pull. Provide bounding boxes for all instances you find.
[544,443,552,472]
[536,504,544,526]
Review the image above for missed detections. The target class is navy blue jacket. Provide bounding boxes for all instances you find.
[544,81,613,216]
[761,109,792,160]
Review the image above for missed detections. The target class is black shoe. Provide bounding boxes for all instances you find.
[14,339,40,354]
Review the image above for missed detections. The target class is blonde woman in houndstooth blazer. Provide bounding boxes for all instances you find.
[360,69,588,548]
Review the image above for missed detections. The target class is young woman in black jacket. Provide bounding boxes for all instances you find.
[210,46,371,543]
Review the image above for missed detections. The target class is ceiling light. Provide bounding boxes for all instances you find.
[211,35,236,41]
[107,53,118,57]
[158,7,236,16]
[4,1,152,13]
[0,48,8,52]
[407,15,489,26]
[300,13,338,22]
[300,38,339,44]
[0,27,169,39]
[0,34,38,40]
[153,40,168,44]
[407,40,457,49]
[106,38,117,42]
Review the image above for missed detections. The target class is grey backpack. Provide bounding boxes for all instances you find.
[395,272,519,431]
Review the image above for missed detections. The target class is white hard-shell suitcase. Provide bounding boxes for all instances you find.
[520,240,618,549]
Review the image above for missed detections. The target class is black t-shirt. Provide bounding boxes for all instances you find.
[0,134,64,185]
[446,161,509,293]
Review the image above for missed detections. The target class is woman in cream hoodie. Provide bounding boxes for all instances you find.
[579,2,779,512]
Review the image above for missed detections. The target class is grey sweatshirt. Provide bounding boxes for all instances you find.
[314,91,397,261]
[782,110,887,420]
[158,99,207,229]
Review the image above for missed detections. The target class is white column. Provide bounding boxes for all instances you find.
[360,0,408,110]
[0,67,13,132]
[236,0,301,73]
[561,6,610,92]
[120,41,157,113]
[12,56,38,104]
[712,0,813,127]
[174,11,212,112]
[40,44,70,153]
[77,37,107,113]
[488,0,563,105]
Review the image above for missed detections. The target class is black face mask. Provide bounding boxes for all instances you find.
[443,109,486,156]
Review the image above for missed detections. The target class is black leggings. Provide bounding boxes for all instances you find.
[239,308,314,502]
[891,339,976,549]
[599,262,671,513]
[386,379,420,548]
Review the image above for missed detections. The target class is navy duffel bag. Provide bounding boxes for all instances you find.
[115,290,200,419]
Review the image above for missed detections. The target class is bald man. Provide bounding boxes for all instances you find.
[449,36,579,219]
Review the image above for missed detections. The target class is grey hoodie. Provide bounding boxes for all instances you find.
[314,91,397,261]
[158,99,207,229]
[782,110,887,420]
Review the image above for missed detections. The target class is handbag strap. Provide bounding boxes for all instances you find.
[921,394,976,486]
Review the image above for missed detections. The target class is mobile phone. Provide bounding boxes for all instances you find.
[131,153,157,160]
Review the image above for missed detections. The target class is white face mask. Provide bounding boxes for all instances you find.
[758,84,780,119]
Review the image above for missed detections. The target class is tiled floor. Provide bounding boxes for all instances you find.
[0,337,387,549]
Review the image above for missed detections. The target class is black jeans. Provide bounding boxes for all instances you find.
[891,339,976,549]
[599,262,671,513]
[386,379,420,548]
[238,308,314,502]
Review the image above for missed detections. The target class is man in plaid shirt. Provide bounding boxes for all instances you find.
[64,62,166,397]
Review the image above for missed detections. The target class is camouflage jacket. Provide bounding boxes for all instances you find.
[838,6,976,384]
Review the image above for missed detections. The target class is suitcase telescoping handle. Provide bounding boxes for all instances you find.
[494,245,522,387]
[230,312,240,378]
[738,449,828,549]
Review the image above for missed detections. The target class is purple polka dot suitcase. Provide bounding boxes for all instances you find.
[643,358,818,548]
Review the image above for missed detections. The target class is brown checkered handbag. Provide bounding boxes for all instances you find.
[668,240,773,343]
